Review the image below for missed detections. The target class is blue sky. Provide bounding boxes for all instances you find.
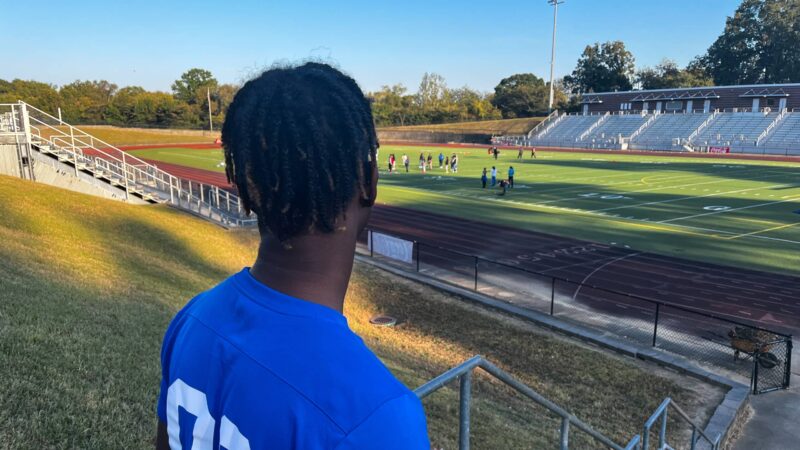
[3,0,738,93]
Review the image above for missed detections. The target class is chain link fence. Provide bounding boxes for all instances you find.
[358,229,793,394]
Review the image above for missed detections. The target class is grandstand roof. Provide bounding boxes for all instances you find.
[582,83,800,97]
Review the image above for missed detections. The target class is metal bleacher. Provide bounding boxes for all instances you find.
[759,112,800,154]
[504,109,800,156]
[630,113,710,150]
[534,114,599,146]
[692,111,778,153]
[581,114,650,148]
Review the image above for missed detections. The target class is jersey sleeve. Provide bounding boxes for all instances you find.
[334,393,429,450]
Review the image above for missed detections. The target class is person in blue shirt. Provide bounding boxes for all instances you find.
[508,166,515,189]
[438,152,444,168]
[156,63,429,450]
[481,168,487,188]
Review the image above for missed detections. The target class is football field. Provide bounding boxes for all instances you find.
[128,144,800,275]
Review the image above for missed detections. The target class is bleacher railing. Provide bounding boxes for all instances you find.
[361,229,792,394]
[0,101,257,227]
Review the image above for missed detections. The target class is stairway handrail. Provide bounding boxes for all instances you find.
[640,397,720,450]
[415,355,636,450]
[579,111,610,141]
[527,110,559,137]
[756,108,788,146]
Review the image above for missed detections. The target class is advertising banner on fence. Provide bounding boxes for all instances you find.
[709,146,730,154]
[369,231,413,264]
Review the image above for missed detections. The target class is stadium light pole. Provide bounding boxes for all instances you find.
[547,0,564,113]
[207,88,213,132]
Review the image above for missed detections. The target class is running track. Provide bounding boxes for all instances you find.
[130,146,800,337]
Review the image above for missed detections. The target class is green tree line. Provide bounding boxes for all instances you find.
[0,69,235,129]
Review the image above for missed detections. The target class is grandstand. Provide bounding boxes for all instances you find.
[501,83,800,156]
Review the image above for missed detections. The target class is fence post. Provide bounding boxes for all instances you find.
[415,241,420,272]
[652,303,661,347]
[459,372,472,450]
[785,338,793,389]
[550,278,556,316]
[752,350,760,394]
[560,417,570,450]
[473,256,478,291]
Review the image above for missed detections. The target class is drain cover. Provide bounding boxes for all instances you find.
[369,315,397,327]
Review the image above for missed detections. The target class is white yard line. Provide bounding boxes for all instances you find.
[591,182,799,213]
[660,196,800,224]
[385,184,800,247]
[161,151,221,162]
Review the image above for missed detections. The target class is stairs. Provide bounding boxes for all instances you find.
[0,101,256,227]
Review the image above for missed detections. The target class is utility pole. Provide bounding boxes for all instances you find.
[548,0,564,113]
[207,87,213,132]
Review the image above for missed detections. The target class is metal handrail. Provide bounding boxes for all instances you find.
[687,110,719,143]
[414,355,637,450]
[527,110,559,138]
[640,398,720,450]
[629,112,660,142]
[756,109,788,146]
[579,112,610,141]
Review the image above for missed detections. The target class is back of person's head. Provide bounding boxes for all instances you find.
[222,62,378,243]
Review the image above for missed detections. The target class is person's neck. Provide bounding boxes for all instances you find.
[249,227,359,314]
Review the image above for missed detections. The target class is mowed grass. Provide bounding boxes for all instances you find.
[0,174,720,449]
[131,145,800,275]
[41,125,220,146]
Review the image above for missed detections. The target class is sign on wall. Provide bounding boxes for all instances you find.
[369,231,414,264]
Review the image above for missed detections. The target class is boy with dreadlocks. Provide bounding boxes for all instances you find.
[156,63,429,450]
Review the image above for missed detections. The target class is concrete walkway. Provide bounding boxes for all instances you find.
[732,385,800,450]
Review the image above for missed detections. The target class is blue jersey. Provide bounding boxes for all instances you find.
[157,268,429,449]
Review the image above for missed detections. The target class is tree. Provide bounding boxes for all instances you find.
[171,68,218,105]
[491,73,563,118]
[416,73,447,109]
[370,84,415,126]
[636,59,713,90]
[0,79,62,113]
[59,80,118,123]
[564,41,635,93]
[696,0,800,84]
[106,86,146,125]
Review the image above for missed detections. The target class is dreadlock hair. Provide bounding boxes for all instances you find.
[222,62,378,244]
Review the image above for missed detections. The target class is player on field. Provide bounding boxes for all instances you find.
[444,155,450,173]
[438,152,444,168]
[517,147,523,160]
[402,153,409,172]
[155,63,429,450]
[481,168,488,188]
[508,166,515,188]
[498,179,509,196]
[491,166,497,186]
[531,146,537,158]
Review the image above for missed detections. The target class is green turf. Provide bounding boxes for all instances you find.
[130,145,800,275]
[129,146,225,171]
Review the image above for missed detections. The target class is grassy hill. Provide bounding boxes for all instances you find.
[380,117,543,135]
[0,175,719,448]
[41,125,220,146]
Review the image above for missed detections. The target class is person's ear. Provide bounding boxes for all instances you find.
[360,158,378,207]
